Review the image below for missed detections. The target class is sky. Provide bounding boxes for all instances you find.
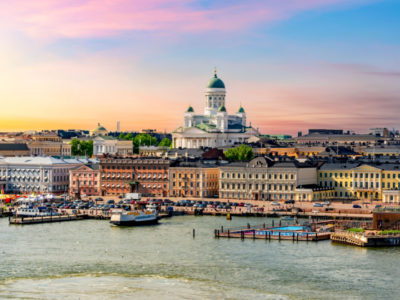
[0,0,399,135]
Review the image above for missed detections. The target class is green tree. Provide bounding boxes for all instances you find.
[224,145,253,161]
[158,138,171,147]
[71,138,80,156]
[125,133,134,140]
[118,133,126,140]
[70,139,93,157]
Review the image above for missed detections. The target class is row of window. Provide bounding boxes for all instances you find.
[220,192,295,200]
[320,172,400,179]
[321,180,400,189]
[221,183,295,191]
[172,173,200,179]
[72,180,98,186]
[221,172,296,180]
[102,165,167,170]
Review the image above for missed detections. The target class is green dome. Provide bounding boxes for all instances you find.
[95,123,107,131]
[218,105,226,112]
[186,105,194,113]
[207,74,225,89]
[238,106,245,113]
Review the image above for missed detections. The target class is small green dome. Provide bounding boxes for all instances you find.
[238,106,245,113]
[218,105,226,112]
[207,73,225,89]
[186,106,194,113]
[95,123,107,131]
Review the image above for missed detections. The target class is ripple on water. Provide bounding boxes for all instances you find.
[0,273,289,300]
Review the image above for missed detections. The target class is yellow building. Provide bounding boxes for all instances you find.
[169,162,219,198]
[318,163,400,203]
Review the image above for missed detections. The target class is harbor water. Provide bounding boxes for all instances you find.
[0,216,399,299]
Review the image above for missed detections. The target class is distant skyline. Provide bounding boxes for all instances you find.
[0,0,399,135]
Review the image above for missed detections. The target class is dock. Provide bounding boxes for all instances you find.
[214,223,331,242]
[169,206,372,220]
[331,231,400,247]
[9,214,84,225]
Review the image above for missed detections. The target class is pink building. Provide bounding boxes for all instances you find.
[69,164,100,198]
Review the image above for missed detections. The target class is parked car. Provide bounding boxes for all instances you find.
[284,200,295,204]
[313,203,323,207]
[353,204,362,208]
[271,202,280,206]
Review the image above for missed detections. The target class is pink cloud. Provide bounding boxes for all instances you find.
[0,0,364,39]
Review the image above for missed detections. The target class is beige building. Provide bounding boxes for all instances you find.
[219,157,318,201]
[169,161,219,198]
[28,141,71,156]
[93,136,133,156]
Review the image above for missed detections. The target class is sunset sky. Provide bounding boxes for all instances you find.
[0,0,399,135]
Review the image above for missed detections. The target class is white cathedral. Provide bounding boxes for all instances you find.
[172,71,259,149]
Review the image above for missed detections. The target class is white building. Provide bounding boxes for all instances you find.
[93,136,133,156]
[172,71,259,149]
[0,157,93,194]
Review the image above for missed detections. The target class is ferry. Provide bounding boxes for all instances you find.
[16,206,59,217]
[110,208,158,226]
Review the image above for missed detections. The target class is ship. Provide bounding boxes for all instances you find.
[110,207,158,226]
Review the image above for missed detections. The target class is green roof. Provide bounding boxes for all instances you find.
[218,105,226,112]
[186,105,194,112]
[238,106,245,113]
[195,122,216,131]
[207,74,225,89]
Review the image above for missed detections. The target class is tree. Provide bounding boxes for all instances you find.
[133,134,157,147]
[70,139,93,157]
[158,138,171,147]
[71,139,80,156]
[224,145,253,161]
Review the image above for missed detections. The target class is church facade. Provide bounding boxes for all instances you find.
[172,72,259,149]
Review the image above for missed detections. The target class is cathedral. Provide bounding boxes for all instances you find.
[172,71,259,149]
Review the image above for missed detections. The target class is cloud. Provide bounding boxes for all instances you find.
[0,0,363,39]
[329,63,400,78]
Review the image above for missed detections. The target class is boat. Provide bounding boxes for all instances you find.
[16,206,59,217]
[110,208,158,226]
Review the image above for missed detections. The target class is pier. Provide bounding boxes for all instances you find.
[331,231,400,247]
[9,214,84,225]
[214,223,331,242]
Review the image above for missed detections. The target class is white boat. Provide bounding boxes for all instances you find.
[16,206,59,217]
[110,208,158,226]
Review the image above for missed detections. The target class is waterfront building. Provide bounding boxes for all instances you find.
[172,71,259,149]
[0,143,30,157]
[0,157,87,194]
[219,157,318,201]
[169,160,219,198]
[133,157,169,197]
[69,164,100,197]
[93,136,133,156]
[295,184,335,202]
[318,162,400,203]
[99,156,136,196]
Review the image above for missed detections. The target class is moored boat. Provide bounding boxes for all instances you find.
[110,208,158,226]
